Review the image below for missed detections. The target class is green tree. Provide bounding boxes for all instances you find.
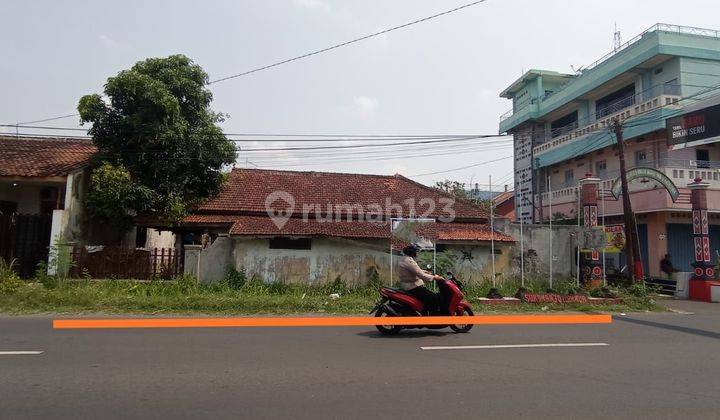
[78,55,236,226]
[434,179,491,212]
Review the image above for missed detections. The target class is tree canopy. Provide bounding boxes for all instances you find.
[434,179,491,213]
[78,55,236,227]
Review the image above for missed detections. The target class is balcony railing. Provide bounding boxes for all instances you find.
[532,86,682,156]
[537,159,720,206]
[499,23,720,122]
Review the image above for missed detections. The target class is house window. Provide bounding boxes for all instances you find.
[595,160,607,178]
[550,111,579,138]
[564,170,574,187]
[39,187,62,215]
[269,237,312,250]
[635,150,647,166]
[135,227,148,248]
[596,83,636,118]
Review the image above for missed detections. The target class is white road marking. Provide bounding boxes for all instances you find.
[0,351,44,355]
[420,343,609,351]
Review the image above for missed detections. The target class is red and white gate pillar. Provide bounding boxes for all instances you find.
[688,177,717,301]
[579,173,603,287]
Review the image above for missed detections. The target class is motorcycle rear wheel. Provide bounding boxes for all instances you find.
[375,309,403,335]
[450,307,474,333]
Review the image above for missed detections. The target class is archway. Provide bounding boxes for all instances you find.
[610,167,680,202]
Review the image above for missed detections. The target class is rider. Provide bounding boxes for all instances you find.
[397,244,443,313]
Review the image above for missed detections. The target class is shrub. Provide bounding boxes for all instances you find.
[417,250,457,275]
[325,276,348,295]
[224,267,247,290]
[365,266,382,290]
[35,261,61,290]
[0,259,25,294]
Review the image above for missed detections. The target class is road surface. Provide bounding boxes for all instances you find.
[2,301,719,419]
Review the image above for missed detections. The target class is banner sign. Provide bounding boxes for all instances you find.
[667,103,720,150]
[610,167,679,202]
[604,225,625,253]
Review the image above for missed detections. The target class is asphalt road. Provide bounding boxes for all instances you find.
[2,301,719,420]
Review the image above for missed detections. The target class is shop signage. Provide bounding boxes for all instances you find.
[667,103,720,150]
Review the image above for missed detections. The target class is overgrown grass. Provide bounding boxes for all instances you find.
[0,267,662,315]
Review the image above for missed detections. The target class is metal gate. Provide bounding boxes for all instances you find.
[0,212,52,278]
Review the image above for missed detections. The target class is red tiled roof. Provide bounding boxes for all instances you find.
[226,215,513,242]
[182,215,240,225]
[492,190,514,205]
[0,135,96,178]
[432,222,514,242]
[197,168,489,220]
[229,216,390,238]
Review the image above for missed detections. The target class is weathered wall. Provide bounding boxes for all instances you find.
[506,223,578,279]
[184,235,509,286]
[0,182,52,213]
[438,242,513,284]
[233,237,391,286]
[144,228,176,249]
[194,235,234,283]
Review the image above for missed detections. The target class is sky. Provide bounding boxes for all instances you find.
[2,0,720,190]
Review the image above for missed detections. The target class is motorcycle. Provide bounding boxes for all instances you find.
[369,270,474,335]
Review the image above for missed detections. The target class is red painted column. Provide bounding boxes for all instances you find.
[579,173,602,287]
[688,178,715,301]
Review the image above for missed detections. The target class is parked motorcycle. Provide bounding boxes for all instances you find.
[369,271,474,335]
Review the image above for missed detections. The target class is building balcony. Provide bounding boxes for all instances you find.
[537,159,720,211]
[533,84,682,157]
[499,23,720,134]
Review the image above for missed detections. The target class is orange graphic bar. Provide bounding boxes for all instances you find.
[53,314,612,329]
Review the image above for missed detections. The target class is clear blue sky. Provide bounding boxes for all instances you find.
[2,0,718,188]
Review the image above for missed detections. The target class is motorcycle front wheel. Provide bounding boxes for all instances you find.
[450,307,474,333]
[375,308,403,335]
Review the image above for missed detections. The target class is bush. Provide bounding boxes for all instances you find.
[325,276,348,295]
[0,259,25,294]
[224,267,246,290]
[365,266,382,291]
[417,250,457,274]
[34,261,61,290]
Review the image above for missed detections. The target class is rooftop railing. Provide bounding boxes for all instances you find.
[500,23,720,122]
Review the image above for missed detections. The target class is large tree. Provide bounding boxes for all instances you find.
[78,55,236,227]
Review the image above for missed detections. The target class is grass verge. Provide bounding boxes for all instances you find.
[0,274,663,315]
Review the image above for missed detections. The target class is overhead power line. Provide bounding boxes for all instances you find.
[0,124,509,142]
[16,113,79,125]
[409,155,514,177]
[239,135,509,151]
[208,0,487,84]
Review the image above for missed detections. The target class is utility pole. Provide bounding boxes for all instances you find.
[613,119,643,281]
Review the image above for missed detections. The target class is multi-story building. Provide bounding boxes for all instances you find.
[499,24,720,277]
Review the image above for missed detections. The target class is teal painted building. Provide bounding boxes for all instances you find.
[498,24,720,278]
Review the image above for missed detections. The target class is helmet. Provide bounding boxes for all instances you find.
[402,243,420,257]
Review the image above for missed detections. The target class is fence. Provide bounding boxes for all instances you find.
[0,213,52,278]
[69,247,182,280]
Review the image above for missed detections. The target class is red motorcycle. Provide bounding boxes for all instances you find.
[369,271,474,335]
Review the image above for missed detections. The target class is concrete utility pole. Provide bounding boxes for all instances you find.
[612,119,643,281]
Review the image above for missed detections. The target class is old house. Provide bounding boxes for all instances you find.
[0,135,173,276]
[173,168,514,285]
